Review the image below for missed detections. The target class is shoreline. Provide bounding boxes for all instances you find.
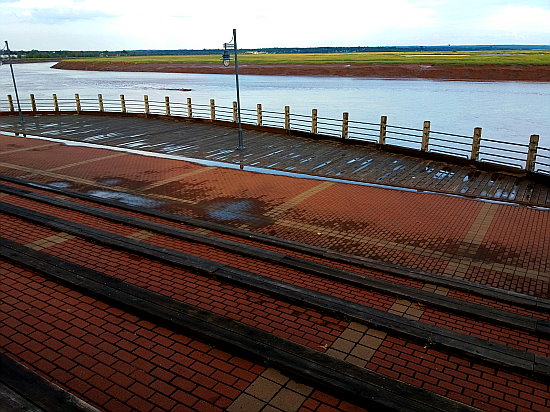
[52,60,550,81]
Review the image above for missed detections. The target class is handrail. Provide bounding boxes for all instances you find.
[1,93,547,175]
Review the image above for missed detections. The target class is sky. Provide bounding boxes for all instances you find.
[1,0,550,50]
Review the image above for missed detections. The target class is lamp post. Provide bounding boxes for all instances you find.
[221,29,244,150]
[4,41,25,136]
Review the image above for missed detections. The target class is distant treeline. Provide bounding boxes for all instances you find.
[5,45,550,59]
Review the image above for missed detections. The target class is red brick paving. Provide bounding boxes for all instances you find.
[1,133,550,411]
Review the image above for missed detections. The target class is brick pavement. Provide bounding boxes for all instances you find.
[1,133,547,297]
[1,132,550,411]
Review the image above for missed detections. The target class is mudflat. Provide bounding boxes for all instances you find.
[53,60,550,81]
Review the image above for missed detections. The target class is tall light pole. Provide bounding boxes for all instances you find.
[4,41,25,136]
[221,29,244,150]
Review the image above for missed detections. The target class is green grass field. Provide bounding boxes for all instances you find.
[69,50,550,65]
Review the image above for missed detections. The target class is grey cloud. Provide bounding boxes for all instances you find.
[12,8,116,23]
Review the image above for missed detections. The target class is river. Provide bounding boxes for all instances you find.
[0,62,548,147]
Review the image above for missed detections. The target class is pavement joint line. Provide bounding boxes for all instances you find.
[1,184,547,337]
[327,323,387,368]
[227,368,313,411]
[41,152,128,173]
[126,230,154,241]
[141,166,216,190]
[0,238,476,412]
[0,142,60,155]
[24,232,76,251]
[1,204,548,378]
[264,181,334,219]
[274,218,545,283]
[1,173,547,312]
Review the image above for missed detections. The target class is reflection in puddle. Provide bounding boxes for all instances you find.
[87,190,164,208]
[48,181,72,189]
[208,199,255,222]
[98,178,122,186]
[433,170,455,179]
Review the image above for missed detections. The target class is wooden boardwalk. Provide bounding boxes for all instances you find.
[1,113,548,207]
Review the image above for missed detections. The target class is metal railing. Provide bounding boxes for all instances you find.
[1,93,548,175]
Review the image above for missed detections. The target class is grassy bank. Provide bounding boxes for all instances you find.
[66,50,550,66]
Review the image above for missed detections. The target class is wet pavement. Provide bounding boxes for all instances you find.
[1,132,548,296]
[0,113,548,207]
[2,130,550,412]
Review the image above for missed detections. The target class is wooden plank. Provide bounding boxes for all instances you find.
[0,354,98,412]
[0,202,546,378]
[1,173,547,311]
[2,182,546,336]
[0,239,476,412]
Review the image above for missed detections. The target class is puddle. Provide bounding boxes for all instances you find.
[203,198,272,227]
[48,181,72,189]
[433,170,455,179]
[98,178,122,186]
[87,190,164,208]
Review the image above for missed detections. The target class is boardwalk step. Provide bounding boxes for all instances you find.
[1,182,549,336]
[1,202,549,379]
[0,238,475,412]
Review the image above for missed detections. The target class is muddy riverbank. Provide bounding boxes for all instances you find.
[52,60,550,81]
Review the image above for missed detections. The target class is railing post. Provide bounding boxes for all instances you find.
[7,95,14,112]
[144,95,150,114]
[98,94,104,112]
[257,103,262,126]
[120,95,126,113]
[165,96,170,116]
[342,112,349,139]
[311,109,318,134]
[526,134,539,172]
[210,99,215,121]
[53,94,59,112]
[187,97,192,118]
[30,94,37,112]
[75,93,81,113]
[233,101,238,123]
[421,120,430,151]
[471,127,482,161]
[379,115,387,145]
[284,105,290,130]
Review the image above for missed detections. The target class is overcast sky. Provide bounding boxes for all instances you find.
[2,0,550,50]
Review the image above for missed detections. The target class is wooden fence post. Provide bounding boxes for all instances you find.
[187,98,192,118]
[284,106,290,130]
[471,127,482,161]
[165,96,170,116]
[120,95,126,113]
[30,94,36,112]
[342,112,349,139]
[7,95,14,112]
[526,134,539,172]
[421,121,430,151]
[379,115,387,145]
[311,109,318,134]
[53,94,59,112]
[144,95,150,114]
[233,101,238,123]
[98,94,104,112]
[210,99,215,121]
[75,93,81,113]
[257,104,262,126]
